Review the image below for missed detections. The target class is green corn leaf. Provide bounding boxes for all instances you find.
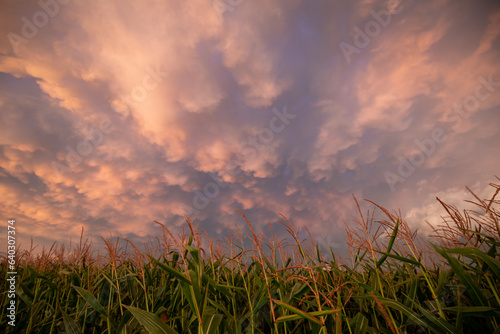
[436,268,452,296]
[442,306,498,316]
[376,296,458,334]
[208,299,232,319]
[17,287,33,307]
[72,285,108,317]
[61,308,82,334]
[316,244,321,263]
[444,247,500,279]
[202,272,244,297]
[124,305,178,334]
[407,298,459,334]
[263,256,276,273]
[405,277,419,308]
[188,269,202,307]
[349,312,369,334]
[115,310,133,334]
[148,255,191,285]
[374,251,421,266]
[272,299,323,326]
[377,219,399,268]
[185,245,201,265]
[20,282,34,299]
[276,309,340,323]
[27,266,57,290]
[202,313,223,334]
[180,282,202,322]
[435,247,488,306]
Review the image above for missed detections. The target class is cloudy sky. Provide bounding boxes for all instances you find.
[1,0,499,256]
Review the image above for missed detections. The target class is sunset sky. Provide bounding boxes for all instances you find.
[1,0,499,256]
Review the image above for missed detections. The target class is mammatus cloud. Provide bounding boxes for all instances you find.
[0,0,499,256]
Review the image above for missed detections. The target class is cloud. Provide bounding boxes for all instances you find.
[0,0,499,256]
[405,181,494,237]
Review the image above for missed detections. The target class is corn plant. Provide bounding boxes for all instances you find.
[1,179,499,333]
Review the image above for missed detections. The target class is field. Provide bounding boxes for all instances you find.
[1,180,500,334]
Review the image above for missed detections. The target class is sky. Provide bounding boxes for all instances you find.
[0,0,499,257]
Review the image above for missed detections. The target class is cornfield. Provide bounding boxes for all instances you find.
[1,179,500,333]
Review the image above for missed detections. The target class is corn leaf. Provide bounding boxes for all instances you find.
[377,219,399,268]
[72,285,108,317]
[276,309,340,323]
[148,255,191,285]
[124,305,178,334]
[61,308,82,334]
[272,299,323,326]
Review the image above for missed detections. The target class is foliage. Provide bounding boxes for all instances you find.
[1,179,500,333]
